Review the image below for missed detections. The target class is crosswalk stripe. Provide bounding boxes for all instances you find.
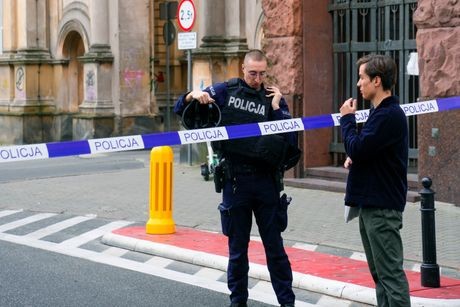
[145,256,175,268]
[25,215,94,239]
[0,212,56,232]
[59,220,133,248]
[102,246,129,257]
[193,267,225,280]
[0,209,23,218]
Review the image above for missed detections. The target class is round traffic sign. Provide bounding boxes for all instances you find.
[177,0,196,31]
[163,20,176,46]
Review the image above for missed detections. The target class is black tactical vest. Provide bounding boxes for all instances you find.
[214,78,272,162]
[220,78,270,126]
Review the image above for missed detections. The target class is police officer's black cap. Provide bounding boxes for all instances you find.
[181,99,221,130]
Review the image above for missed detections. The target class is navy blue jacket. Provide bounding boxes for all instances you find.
[174,79,297,146]
[340,96,408,211]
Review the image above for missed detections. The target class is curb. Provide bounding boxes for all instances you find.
[102,231,460,307]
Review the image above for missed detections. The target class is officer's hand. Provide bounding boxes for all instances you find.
[340,98,357,116]
[187,90,215,104]
[344,157,352,169]
[266,86,282,110]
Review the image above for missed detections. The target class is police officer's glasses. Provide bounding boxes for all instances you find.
[248,71,266,78]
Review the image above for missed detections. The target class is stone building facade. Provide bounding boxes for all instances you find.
[0,0,263,142]
[0,0,158,143]
[413,0,460,204]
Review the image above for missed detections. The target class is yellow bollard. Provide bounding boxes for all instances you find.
[146,146,175,234]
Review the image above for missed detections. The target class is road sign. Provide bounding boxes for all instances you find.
[178,32,197,50]
[177,0,196,31]
[159,1,178,20]
[163,20,176,46]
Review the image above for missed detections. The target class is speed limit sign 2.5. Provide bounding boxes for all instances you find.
[177,0,196,32]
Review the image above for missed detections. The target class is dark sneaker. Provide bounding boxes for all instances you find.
[280,304,295,307]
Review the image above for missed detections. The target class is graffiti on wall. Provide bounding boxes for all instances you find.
[123,69,144,89]
[15,67,25,99]
[152,71,164,92]
[121,48,146,102]
[85,70,96,101]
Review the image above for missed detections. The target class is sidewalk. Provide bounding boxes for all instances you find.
[102,225,460,306]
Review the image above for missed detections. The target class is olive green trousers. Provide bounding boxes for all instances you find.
[359,207,411,307]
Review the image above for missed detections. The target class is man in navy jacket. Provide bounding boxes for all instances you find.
[340,54,411,306]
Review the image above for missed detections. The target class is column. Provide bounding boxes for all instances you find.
[78,0,114,112]
[0,0,54,144]
[88,0,111,55]
[74,0,115,139]
[194,0,248,84]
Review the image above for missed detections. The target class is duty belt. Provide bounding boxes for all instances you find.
[230,162,269,174]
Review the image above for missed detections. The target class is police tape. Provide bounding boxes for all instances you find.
[1,96,459,163]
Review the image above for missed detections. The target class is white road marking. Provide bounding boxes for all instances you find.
[145,256,174,268]
[194,267,225,280]
[26,215,94,239]
[293,242,317,251]
[60,220,132,248]
[0,212,56,232]
[0,209,23,218]
[350,252,366,262]
[102,246,129,257]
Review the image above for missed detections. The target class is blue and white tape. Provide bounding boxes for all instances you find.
[1,96,459,163]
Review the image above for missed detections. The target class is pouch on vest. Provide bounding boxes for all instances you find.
[283,143,301,171]
[253,134,289,169]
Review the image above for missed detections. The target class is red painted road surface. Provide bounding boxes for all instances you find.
[113,226,460,300]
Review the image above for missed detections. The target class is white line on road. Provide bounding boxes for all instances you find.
[0,209,23,218]
[59,220,133,248]
[25,215,94,239]
[0,212,56,232]
[0,230,312,306]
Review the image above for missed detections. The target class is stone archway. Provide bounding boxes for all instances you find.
[245,0,264,49]
[62,31,85,112]
[254,13,264,50]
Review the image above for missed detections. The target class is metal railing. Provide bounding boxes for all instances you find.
[328,0,419,168]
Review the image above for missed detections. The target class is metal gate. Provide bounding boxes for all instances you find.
[328,0,419,169]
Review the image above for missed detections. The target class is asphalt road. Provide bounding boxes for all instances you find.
[0,239,272,307]
[0,150,148,183]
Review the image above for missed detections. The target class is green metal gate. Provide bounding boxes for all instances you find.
[328,0,419,169]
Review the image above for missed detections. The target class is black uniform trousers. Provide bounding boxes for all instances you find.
[219,168,295,305]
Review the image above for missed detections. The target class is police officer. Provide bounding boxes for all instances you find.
[174,49,297,307]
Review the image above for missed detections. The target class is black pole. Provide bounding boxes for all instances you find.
[419,177,440,288]
[166,20,171,132]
